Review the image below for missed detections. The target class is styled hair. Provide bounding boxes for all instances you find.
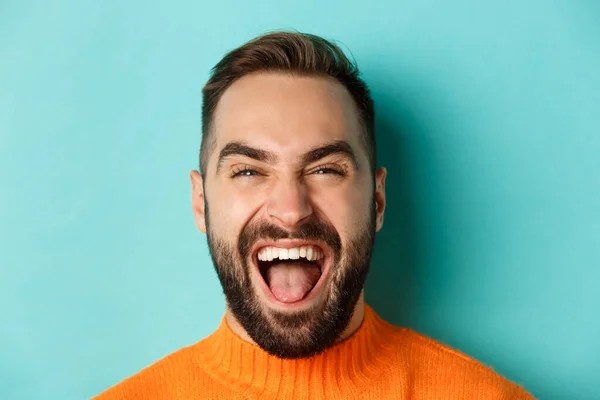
[200,31,375,176]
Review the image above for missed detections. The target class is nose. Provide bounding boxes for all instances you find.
[266,177,313,229]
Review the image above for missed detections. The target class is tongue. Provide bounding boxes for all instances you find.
[266,262,321,303]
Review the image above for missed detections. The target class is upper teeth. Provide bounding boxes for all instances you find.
[257,245,323,262]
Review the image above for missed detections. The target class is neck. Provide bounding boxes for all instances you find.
[225,291,366,346]
[196,299,397,399]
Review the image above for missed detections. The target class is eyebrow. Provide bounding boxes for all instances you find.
[216,141,278,173]
[215,139,358,173]
[302,140,358,169]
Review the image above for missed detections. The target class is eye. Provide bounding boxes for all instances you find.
[231,166,261,178]
[311,165,346,176]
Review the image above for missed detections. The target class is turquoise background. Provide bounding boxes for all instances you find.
[1,0,599,398]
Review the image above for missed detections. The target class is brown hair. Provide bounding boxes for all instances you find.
[200,31,375,176]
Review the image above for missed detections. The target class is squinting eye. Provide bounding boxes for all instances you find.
[231,168,260,178]
[313,167,345,175]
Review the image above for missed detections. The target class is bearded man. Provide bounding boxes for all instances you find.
[95,31,533,400]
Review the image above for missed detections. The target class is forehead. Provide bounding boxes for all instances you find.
[210,73,364,163]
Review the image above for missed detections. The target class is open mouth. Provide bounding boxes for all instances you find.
[253,244,328,304]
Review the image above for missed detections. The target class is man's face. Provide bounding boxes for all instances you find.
[191,73,386,358]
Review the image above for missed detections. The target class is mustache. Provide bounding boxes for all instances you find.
[238,219,342,260]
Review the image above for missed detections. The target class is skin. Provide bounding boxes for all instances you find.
[190,72,387,348]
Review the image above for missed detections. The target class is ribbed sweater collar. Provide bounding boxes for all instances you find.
[194,305,399,399]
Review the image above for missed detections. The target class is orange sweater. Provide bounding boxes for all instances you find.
[95,305,534,399]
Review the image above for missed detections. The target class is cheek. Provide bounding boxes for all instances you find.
[206,183,263,237]
[311,176,372,238]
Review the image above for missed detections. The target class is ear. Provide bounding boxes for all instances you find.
[190,170,207,234]
[374,167,387,232]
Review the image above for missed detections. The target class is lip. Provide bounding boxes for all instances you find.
[248,239,333,310]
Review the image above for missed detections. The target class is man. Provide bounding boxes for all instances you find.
[96,31,533,399]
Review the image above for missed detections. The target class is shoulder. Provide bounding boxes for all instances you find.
[93,340,208,400]
[378,320,534,399]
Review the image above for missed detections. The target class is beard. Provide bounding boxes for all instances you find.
[204,198,376,359]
